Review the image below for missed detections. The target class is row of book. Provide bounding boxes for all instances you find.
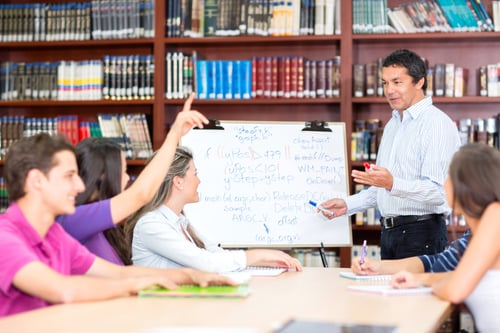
[456,116,499,148]
[166,0,342,38]
[0,114,153,160]
[353,0,496,34]
[0,1,154,42]
[290,249,340,268]
[353,115,500,163]
[0,55,154,101]
[353,59,500,98]
[351,119,383,162]
[166,52,342,100]
[91,0,154,39]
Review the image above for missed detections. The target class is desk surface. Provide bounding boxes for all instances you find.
[0,268,452,333]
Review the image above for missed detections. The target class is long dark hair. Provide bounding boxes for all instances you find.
[449,143,500,218]
[75,137,131,265]
[125,146,205,254]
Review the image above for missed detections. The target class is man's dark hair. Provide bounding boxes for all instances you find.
[4,133,75,201]
[382,49,427,92]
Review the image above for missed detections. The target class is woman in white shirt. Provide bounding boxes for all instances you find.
[126,146,302,273]
[390,143,500,332]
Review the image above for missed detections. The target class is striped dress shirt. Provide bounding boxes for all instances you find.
[346,96,461,217]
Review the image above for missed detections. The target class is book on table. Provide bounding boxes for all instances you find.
[138,284,251,299]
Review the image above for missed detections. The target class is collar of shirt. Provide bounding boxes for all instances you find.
[156,205,194,243]
[391,96,433,122]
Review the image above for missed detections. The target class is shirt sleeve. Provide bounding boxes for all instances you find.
[0,227,39,292]
[136,216,246,273]
[346,186,378,215]
[419,230,470,273]
[56,199,114,242]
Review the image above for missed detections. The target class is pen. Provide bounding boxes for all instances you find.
[363,162,371,170]
[308,200,334,216]
[360,240,367,265]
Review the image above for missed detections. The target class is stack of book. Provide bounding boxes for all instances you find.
[166,0,342,38]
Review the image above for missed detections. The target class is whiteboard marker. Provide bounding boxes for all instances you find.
[308,200,334,216]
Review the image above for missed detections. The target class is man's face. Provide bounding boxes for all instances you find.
[382,65,424,112]
[40,151,85,216]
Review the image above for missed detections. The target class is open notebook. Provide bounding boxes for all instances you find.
[138,285,251,298]
[240,266,288,276]
[347,284,432,296]
[339,271,392,281]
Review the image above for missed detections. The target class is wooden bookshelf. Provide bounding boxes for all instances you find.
[1,0,496,267]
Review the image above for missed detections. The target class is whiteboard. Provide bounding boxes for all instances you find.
[181,121,351,248]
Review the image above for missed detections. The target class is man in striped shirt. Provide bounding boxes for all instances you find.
[321,49,461,259]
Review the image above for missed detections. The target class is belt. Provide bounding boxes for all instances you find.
[380,214,443,229]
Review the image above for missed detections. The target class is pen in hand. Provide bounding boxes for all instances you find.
[360,240,367,265]
[308,200,334,217]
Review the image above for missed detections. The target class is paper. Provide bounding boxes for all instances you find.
[274,319,398,333]
[347,284,432,296]
[138,284,251,298]
[339,271,392,281]
[241,266,287,276]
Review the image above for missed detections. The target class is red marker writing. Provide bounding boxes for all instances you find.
[363,162,371,170]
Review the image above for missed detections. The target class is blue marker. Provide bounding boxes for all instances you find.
[308,200,334,216]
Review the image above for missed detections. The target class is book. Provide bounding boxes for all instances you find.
[339,271,391,281]
[347,284,432,296]
[275,319,398,333]
[138,284,251,298]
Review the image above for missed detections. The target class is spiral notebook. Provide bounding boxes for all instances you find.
[339,271,392,281]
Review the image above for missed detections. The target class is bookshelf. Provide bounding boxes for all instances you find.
[2,0,498,267]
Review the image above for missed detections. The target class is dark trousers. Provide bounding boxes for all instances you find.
[380,215,448,260]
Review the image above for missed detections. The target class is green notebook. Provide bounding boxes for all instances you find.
[138,284,251,299]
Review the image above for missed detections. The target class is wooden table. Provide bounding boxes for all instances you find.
[0,267,452,333]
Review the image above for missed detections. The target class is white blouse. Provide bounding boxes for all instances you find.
[465,269,500,332]
[131,205,246,273]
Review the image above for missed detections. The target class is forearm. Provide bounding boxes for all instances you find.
[379,257,425,274]
[129,130,180,203]
[116,265,194,285]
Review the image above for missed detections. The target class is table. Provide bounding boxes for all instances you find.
[0,267,452,333]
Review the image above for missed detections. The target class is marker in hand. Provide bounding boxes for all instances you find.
[363,162,372,170]
[360,240,367,265]
[308,200,334,217]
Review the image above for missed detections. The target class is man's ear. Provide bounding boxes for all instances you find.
[417,76,425,90]
[25,169,44,191]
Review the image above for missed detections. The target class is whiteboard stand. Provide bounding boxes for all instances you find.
[319,242,328,268]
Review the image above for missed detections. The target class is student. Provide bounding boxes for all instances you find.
[390,144,500,332]
[0,133,234,317]
[351,228,471,275]
[125,146,303,273]
[57,94,206,265]
[320,49,461,260]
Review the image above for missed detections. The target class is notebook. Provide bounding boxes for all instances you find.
[347,284,432,296]
[274,319,398,333]
[138,284,251,298]
[339,271,392,281]
[241,266,288,276]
